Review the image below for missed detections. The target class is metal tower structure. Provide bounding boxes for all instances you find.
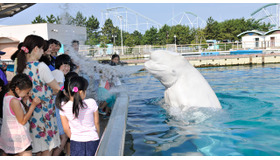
[250,3,280,29]
[101,6,162,33]
[166,11,206,28]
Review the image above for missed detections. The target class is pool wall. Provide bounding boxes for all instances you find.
[96,91,129,156]
[122,53,280,67]
[186,53,280,67]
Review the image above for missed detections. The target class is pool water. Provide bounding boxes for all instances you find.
[123,64,280,156]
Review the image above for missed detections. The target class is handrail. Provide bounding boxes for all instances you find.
[96,92,129,156]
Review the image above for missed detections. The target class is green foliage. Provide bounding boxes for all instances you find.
[142,27,158,45]
[31,11,274,50]
[72,11,87,27]
[124,34,135,47]
[204,17,219,40]
[60,12,74,25]
[86,15,99,33]
[218,43,232,50]
[101,19,118,44]
[157,24,171,45]
[32,15,47,24]
[46,14,59,24]
[86,15,100,46]
[132,30,142,45]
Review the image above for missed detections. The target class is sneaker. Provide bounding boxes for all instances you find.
[99,109,106,115]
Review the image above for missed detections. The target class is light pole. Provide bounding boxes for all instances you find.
[174,35,177,52]
[118,16,124,55]
[112,35,117,54]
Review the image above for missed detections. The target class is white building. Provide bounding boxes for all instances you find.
[0,23,86,60]
[238,29,280,49]
[264,29,280,48]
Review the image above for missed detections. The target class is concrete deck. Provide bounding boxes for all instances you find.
[122,53,280,67]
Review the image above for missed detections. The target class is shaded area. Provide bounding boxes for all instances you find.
[0,3,35,19]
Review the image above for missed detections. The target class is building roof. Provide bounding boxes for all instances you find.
[237,30,265,37]
[264,29,280,35]
[0,3,35,19]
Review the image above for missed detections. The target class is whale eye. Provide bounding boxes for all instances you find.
[171,70,177,76]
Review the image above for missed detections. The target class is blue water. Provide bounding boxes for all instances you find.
[123,64,280,156]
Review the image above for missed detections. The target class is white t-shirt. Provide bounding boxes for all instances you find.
[38,62,55,83]
[52,69,64,84]
[60,98,99,142]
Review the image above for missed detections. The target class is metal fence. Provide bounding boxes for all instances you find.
[78,40,280,57]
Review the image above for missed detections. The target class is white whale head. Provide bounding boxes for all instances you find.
[145,50,222,110]
[144,50,187,88]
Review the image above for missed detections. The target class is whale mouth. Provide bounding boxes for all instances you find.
[145,61,166,72]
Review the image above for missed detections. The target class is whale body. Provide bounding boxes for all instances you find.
[144,50,221,110]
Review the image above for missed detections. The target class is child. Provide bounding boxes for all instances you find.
[51,57,71,156]
[59,76,100,156]
[97,69,117,117]
[55,71,78,156]
[0,74,41,156]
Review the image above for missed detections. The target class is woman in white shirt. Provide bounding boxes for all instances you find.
[16,35,61,156]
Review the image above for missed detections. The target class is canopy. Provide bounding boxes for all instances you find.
[0,3,35,19]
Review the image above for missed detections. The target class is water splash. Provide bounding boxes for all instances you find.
[56,4,140,100]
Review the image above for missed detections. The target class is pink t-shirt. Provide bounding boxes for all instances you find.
[60,98,99,142]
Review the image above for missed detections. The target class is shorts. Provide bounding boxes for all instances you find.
[6,145,32,156]
[70,140,100,156]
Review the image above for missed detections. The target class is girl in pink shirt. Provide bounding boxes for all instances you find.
[0,74,41,156]
[59,76,100,156]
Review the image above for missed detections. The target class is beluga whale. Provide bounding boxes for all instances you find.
[144,50,222,111]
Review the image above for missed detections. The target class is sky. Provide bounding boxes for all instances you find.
[0,2,279,30]
[0,3,274,24]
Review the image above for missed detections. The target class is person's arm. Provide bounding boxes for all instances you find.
[94,110,100,137]
[39,62,60,94]
[11,96,41,125]
[60,115,71,138]
[47,79,60,94]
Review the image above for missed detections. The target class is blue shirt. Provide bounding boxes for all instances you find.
[0,69,8,86]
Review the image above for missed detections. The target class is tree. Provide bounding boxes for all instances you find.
[32,15,47,24]
[101,19,117,44]
[85,15,100,46]
[86,15,100,33]
[132,30,143,45]
[204,17,220,40]
[59,12,74,25]
[124,34,135,47]
[46,14,59,24]
[142,27,158,45]
[72,11,87,27]
[190,28,206,44]
[157,24,171,45]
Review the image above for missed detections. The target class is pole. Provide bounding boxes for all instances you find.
[118,16,124,55]
[112,35,116,54]
[174,35,177,52]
